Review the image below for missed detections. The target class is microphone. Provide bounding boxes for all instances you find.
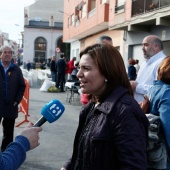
[33,99,65,127]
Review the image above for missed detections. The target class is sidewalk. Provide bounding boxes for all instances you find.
[15,85,82,169]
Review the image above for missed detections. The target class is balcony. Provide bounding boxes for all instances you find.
[132,0,170,17]
[115,3,125,14]
[25,20,63,30]
[63,2,109,42]
[109,0,170,31]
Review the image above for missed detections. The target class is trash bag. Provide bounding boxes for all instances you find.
[40,79,53,92]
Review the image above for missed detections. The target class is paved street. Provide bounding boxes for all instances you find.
[14,84,82,170]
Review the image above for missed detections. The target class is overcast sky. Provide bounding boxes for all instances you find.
[0,0,35,43]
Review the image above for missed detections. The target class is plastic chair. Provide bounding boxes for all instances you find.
[66,81,80,104]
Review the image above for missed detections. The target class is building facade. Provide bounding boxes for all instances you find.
[109,0,170,66]
[63,0,170,67]
[23,0,70,67]
[0,31,18,61]
[63,0,124,63]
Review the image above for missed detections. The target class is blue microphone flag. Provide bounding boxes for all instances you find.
[41,99,65,123]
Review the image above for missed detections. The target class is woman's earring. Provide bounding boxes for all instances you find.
[105,79,108,83]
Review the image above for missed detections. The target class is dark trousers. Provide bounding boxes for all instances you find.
[51,71,57,82]
[56,73,65,91]
[0,118,15,152]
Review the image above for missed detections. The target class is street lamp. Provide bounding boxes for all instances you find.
[14,24,24,48]
[57,10,70,16]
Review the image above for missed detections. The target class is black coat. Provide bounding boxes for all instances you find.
[128,65,136,80]
[0,62,26,119]
[56,58,66,74]
[63,86,149,170]
[50,60,57,72]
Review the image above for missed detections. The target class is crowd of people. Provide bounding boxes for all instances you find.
[0,33,170,169]
[49,55,79,92]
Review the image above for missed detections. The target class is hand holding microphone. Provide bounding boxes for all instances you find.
[33,99,65,127]
[19,122,42,150]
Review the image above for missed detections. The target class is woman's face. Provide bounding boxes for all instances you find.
[77,54,106,97]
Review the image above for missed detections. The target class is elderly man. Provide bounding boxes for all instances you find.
[0,46,26,151]
[130,35,166,103]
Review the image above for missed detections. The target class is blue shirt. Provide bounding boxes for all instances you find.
[0,135,30,169]
[148,80,170,169]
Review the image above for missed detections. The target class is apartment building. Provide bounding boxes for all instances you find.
[63,0,170,67]
[63,0,124,62]
[109,0,170,65]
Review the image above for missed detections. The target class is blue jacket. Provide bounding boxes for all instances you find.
[0,135,30,170]
[0,62,26,119]
[149,80,170,169]
[63,86,149,170]
[128,65,136,80]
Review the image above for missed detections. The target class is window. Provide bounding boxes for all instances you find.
[115,0,125,13]
[117,0,125,6]
[89,0,96,11]
[71,14,75,26]
[34,37,47,63]
[82,3,87,18]
[67,17,70,27]
[101,0,108,4]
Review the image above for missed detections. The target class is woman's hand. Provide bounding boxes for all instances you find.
[139,95,150,114]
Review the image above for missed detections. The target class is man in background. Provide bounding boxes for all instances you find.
[0,45,26,151]
[56,55,66,92]
[50,56,57,82]
[97,35,113,45]
[130,35,166,102]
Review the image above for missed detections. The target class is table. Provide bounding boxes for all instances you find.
[65,82,75,89]
[38,69,51,79]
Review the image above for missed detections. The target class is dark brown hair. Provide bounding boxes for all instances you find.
[128,58,136,65]
[80,44,133,102]
[157,56,170,85]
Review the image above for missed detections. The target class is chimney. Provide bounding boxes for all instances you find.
[49,16,54,27]
[24,14,29,26]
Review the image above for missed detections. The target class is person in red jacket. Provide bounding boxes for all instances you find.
[67,57,76,80]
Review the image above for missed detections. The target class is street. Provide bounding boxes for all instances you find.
[15,85,82,170]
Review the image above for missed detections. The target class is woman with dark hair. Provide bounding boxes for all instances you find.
[140,56,170,169]
[61,44,149,170]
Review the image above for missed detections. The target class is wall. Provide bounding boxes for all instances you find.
[23,27,62,63]
[70,40,80,61]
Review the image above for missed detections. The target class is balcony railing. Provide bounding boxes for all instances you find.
[115,2,125,13]
[132,0,170,17]
[88,8,96,18]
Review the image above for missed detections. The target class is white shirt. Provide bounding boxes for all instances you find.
[134,64,140,73]
[134,51,166,102]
